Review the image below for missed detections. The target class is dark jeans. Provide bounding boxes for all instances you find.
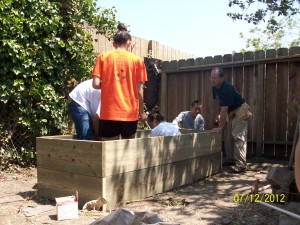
[68,100,95,140]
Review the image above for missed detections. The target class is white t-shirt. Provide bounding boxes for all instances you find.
[151,122,181,137]
[69,79,101,118]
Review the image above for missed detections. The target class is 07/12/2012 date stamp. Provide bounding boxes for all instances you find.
[233,193,286,203]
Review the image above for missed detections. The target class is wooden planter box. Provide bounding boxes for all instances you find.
[36,130,222,210]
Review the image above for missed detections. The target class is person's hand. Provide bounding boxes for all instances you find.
[139,111,148,123]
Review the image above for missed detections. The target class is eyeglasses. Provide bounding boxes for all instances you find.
[209,77,220,81]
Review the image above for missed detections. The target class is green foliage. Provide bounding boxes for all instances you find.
[239,16,300,52]
[0,0,118,166]
[227,0,300,33]
[0,147,35,170]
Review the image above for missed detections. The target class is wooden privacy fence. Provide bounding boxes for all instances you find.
[160,47,300,159]
[82,23,194,61]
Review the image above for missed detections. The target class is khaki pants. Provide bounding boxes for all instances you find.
[223,116,248,168]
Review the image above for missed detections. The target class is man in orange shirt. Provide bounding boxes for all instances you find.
[92,23,148,140]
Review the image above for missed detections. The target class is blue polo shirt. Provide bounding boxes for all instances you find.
[212,80,245,113]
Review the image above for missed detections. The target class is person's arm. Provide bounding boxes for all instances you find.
[92,76,101,89]
[172,112,183,128]
[195,114,205,130]
[137,82,147,123]
[218,106,228,129]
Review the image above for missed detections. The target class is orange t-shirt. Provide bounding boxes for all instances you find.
[91,50,147,121]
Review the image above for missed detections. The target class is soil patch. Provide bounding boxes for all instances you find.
[0,159,293,225]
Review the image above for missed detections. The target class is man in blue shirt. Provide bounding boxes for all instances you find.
[211,67,252,173]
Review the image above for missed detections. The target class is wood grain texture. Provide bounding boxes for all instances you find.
[36,130,222,210]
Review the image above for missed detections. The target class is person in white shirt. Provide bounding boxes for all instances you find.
[147,106,181,137]
[68,79,101,140]
[172,100,205,130]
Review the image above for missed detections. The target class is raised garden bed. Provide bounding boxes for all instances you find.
[36,129,222,210]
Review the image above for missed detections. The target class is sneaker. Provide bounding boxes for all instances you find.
[222,161,235,167]
[230,165,246,173]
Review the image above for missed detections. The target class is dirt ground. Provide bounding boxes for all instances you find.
[0,159,295,225]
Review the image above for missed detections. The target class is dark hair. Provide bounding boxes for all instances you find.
[211,67,225,78]
[113,23,131,45]
[191,100,202,107]
[147,106,165,123]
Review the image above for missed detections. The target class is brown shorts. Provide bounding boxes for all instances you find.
[98,120,138,138]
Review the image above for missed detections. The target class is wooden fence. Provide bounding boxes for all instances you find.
[83,23,300,158]
[160,47,300,159]
[83,23,194,61]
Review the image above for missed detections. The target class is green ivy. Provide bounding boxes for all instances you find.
[0,0,118,167]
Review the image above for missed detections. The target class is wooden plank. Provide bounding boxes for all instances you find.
[91,27,98,53]
[37,131,222,178]
[287,47,300,157]
[203,56,213,65]
[37,156,103,178]
[202,69,214,129]
[181,73,188,111]
[175,72,184,120]
[142,38,148,58]
[36,138,104,177]
[38,168,104,196]
[203,58,216,130]
[275,48,289,157]
[163,45,168,61]
[255,61,264,157]
[136,129,151,138]
[133,36,148,58]
[104,152,221,210]
[255,63,264,157]
[41,135,74,139]
[243,53,255,154]
[186,58,195,67]
[222,54,233,83]
[103,131,222,176]
[214,55,222,64]
[37,168,104,208]
[255,50,265,157]
[195,57,203,66]
[36,137,103,157]
[233,53,244,96]
[152,40,160,59]
[188,71,201,103]
[131,36,138,56]
[179,129,205,134]
[287,61,300,143]
[223,54,233,81]
[160,72,168,120]
[195,71,205,124]
[178,59,186,68]
[263,49,277,156]
[167,73,179,122]
[289,46,300,55]
[37,132,222,210]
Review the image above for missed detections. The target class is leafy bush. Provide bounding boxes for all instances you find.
[0,0,117,167]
